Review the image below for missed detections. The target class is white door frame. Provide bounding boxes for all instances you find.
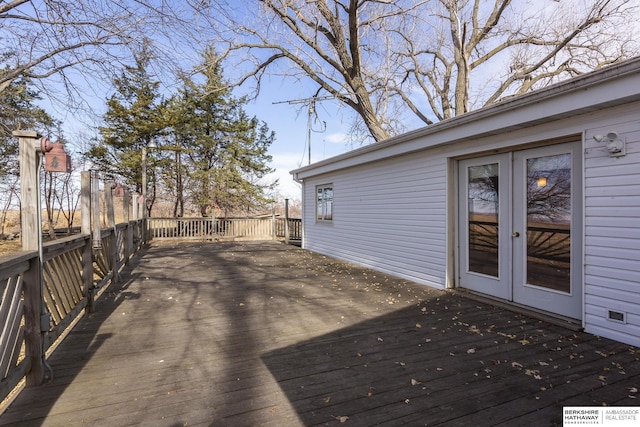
[457,142,583,320]
[458,154,512,301]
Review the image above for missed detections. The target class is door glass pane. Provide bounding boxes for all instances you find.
[526,154,571,292]
[468,164,499,277]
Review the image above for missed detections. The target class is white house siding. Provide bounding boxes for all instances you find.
[584,117,640,347]
[302,151,448,288]
[294,61,640,348]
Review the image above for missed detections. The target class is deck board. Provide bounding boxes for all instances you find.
[1,241,638,426]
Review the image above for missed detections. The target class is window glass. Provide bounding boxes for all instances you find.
[467,164,499,277]
[316,185,333,221]
[526,154,571,292]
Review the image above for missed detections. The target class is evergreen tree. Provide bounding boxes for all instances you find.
[0,72,56,177]
[86,47,164,215]
[168,49,275,216]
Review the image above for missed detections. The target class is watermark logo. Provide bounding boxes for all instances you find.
[563,407,639,426]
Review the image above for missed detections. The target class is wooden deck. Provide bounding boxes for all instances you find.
[1,241,638,426]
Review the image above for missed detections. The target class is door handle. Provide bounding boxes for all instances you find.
[512,232,520,237]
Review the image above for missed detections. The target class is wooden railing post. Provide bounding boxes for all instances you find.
[91,171,101,250]
[80,171,95,312]
[284,199,290,244]
[105,182,118,284]
[15,130,45,386]
[272,206,276,240]
[132,192,140,221]
[124,189,133,264]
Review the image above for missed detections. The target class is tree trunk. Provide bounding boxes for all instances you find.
[173,149,184,217]
[44,172,57,239]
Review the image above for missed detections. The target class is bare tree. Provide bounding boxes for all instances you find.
[211,0,640,142]
[392,0,639,122]
[0,1,209,111]
[53,171,81,235]
[0,176,19,237]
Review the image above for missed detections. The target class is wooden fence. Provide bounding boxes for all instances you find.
[0,132,147,407]
[0,213,299,405]
[0,220,145,403]
[1,131,302,407]
[0,213,301,405]
[148,217,302,241]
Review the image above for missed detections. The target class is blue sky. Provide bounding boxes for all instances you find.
[242,79,356,200]
[44,69,353,202]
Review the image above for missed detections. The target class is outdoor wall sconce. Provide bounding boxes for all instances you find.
[593,131,626,157]
[112,183,126,197]
[40,137,72,172]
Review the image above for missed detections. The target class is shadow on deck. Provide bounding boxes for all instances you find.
[1,241,638,426]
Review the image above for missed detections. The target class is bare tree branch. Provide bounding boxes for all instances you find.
[211,0,640,142]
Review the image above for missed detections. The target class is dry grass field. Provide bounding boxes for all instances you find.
[0,241,21,256]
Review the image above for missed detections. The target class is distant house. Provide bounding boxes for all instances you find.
[291,57,640,347]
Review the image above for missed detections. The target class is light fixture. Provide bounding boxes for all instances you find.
[537,176,547,188]
[593,131,626,157]
[40,137,72,173]
[112,183,126,197]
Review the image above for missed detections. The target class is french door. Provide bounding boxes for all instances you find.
[458,143,582,319]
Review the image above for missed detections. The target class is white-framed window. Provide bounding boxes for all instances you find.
[316,184,333,222]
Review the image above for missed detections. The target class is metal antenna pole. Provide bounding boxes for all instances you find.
[273,89,333,165]
[308,100,314,165]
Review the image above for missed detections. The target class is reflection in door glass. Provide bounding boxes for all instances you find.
[468,164,499,277]
[526,154,571,292]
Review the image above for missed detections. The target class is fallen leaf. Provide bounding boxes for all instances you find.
[416,323,422,328]
[377,337,384,342]
[334,415,349,423]
[512,362,523,369]
[324,396,331,403]
[467,348,476,354]
[498,332,517,339]
[411,379,421,386]
[525,369,540,377]
[518,339,530,345]
[628,387,638,393]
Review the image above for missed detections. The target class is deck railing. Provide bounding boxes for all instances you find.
[148,217,302,241]
[0,220,145,404]
[4,132,304,407]
[0,215,301,405]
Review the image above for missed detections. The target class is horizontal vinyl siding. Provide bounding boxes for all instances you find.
[584,117,640,347]
[303,151,447,288]
[299,98,640,347]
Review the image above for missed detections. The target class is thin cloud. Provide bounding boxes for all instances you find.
[325,132,347,144]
